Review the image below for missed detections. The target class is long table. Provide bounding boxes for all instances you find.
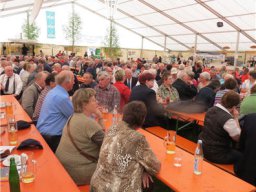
[167,109,205,129]
[137,128,255,192]
[0,95,80,192]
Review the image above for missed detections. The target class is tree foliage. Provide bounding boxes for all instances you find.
[22,12,40,40]
[63,12,82,53]
[103,22,122,59]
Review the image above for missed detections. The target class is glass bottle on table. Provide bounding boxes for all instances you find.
[9,157,21,192]
[194,139,203,175]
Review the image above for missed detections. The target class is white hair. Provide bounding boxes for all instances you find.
[200,72,211,80]
[148,68,157,76]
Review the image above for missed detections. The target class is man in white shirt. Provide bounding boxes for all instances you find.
[0,66,23,98]
[124,68,137,90]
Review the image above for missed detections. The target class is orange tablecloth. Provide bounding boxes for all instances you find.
[0,95,80,192]
[168,109,205,126]
[138,128,255,192]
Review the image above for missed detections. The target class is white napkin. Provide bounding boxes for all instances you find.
[0,146,16,161]
[0,146,16,154]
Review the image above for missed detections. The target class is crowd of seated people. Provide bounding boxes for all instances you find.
[1,52,256,187]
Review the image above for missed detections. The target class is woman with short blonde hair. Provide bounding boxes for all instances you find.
[56,88,105,185]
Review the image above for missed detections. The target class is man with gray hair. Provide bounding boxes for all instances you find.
[198,71,211,90]
[21,71,49,118]
[95,71,120,112]
[172,70,197,100]
[0,65,23,98]
[37,70,74,152]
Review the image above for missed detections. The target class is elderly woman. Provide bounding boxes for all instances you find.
[90,101,161,192]
[130,72,166,128]
[113,69,131,111]
[55,88,105,185]
[157,71,179,104]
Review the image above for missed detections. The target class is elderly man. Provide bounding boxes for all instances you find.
[37,70,74,152]
[33,73,57,121]
[124,68,137,90]
[198,71,211,90]
[21,71,49,118]
[172,70,197,100]
[95,71,120,112]
[80,72,97,89]
[62,65,79,96]
[0,66,23,98]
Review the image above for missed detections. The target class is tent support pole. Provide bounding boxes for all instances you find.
[234,31,240,68]
[193,34,198,66]
[140,36,144,58]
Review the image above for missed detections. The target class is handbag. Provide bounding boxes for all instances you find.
[66,116,98,162]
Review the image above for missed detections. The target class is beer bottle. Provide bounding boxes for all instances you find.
[9,157,20,192]
[193,140,203,175]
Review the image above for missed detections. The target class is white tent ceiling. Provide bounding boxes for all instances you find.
[0,0,256,51]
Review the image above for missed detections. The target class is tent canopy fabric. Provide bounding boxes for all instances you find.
[0,0,255,51]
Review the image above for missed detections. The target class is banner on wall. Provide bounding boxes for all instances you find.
[46,11,55,38]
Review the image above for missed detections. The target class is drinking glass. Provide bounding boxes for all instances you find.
[163,131,176,154]
[174,151,182,167]
[6,102,13,116]
[101,106,109,120]
[20,152,37,183]
[7,116,18,145]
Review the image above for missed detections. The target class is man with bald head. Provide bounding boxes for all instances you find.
[21,71,49,118]
[124,68,137,90]
[37,70,74,152]
[0,65,23,98]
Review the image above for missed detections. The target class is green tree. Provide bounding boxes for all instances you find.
[103,22,122,59]
[63,11,82,53]
[22,12,40,40]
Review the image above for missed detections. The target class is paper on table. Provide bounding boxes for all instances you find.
[0,146,16,161]
[0,146,16,153]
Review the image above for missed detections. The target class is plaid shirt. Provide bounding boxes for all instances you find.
[33,86,51,120]
[95,84,120,112]
[157,84,179,102]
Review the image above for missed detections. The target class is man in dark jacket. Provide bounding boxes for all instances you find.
[172,71,197,100]
[124,68,137,90]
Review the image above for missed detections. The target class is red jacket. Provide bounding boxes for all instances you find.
[241,73,249,83]
[113,82,131,111]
